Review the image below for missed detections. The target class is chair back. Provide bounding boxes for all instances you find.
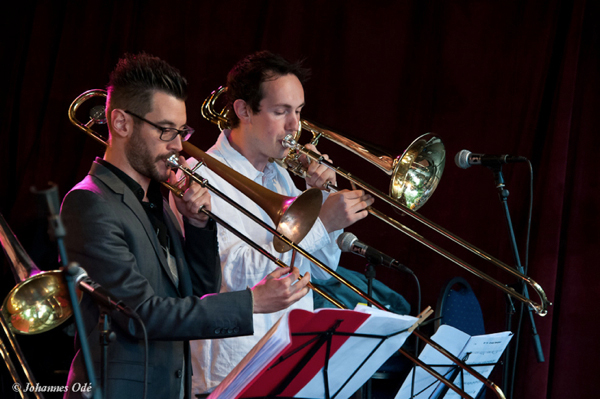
[434,276,485,336]
[434,277,486,399]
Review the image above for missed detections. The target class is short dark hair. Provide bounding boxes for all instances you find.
[226,51,310,128]
[106,52,188,126]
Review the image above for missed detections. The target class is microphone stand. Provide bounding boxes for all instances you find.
[32,184,103,399]
[362,262,376,399]
[99,309,116,397]
[488,166,544,398]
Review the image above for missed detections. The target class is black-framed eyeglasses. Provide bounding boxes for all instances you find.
[125,110,195,142]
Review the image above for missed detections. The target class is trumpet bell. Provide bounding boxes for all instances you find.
[2,271,73,334]
[391,134,445,211]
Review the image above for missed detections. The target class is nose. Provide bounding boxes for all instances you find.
[168,133,183,152]
[285,112,300,133]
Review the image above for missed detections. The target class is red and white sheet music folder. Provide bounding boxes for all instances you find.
[208,305,418,399]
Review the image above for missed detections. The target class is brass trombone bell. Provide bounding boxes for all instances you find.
[301,120,445,210]
[390,133,445,210]
[1,213,74,335]
[2,271,72,335]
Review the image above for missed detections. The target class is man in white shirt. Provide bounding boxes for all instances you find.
[177,51,374,396]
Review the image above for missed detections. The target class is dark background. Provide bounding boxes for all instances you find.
[1,1,598,398]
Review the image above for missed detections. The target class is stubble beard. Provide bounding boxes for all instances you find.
[126,126,176,182]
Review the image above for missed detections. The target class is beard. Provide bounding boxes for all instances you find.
[125,126,177,182]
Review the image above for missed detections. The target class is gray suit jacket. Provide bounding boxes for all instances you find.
[61,160,254,399]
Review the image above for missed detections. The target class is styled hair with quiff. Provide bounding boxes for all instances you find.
[106,53,188,127]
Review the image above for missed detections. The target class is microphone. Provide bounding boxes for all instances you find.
[455,149,527,169]
[67,263,138,318]
[336,232,413,274]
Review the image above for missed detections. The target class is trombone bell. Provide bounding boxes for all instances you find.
[2,271,72,335]
[391,133,445,210]
[1,213,74,335]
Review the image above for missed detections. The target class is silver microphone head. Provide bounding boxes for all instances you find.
[67,262,89,285]
[336,232,358,252]
[455,149,472,169]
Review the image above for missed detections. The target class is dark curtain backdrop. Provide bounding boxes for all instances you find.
[1,1,597,398]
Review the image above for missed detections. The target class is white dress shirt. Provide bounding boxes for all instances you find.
[187,130,342,394]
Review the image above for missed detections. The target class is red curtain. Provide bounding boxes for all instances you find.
[2,1,597,397]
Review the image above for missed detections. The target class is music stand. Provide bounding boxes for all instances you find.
[396,325,512,399]
[209,307,425,399]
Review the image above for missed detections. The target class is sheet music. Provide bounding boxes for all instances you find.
[395,325,512,399]
[296,305,418,398]
[209,305,418,399]
[208,310,292,399]
[441,330,513,398]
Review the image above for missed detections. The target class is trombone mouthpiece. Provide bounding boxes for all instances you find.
[166,155,181,168]
[282,134,297,149]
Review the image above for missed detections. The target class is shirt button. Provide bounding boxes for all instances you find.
[175,369,182,378]
[233,327,240,334]
[214,328,221,334]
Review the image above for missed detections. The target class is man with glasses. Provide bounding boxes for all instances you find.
[60,53,309,399]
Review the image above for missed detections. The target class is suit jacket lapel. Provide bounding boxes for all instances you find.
[90,162,181,293]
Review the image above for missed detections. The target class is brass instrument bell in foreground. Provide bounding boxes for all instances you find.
[1,213,73,334]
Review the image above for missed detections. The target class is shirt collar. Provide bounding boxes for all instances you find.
[97,158,163,208]
[212,129,278,183]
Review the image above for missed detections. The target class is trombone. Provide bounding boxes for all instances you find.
[201,86,551,317]
[68,89,387,311]
[1,212,77,399]
[72,88,509,399]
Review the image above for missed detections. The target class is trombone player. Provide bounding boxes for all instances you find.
[174,51,374,397]
[60,52,310,399]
